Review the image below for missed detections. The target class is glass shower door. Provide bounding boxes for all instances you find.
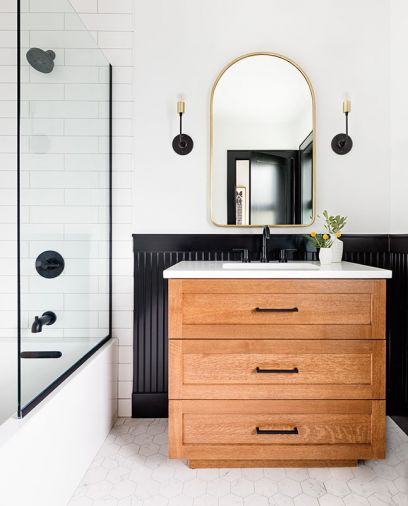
[18,0,111,416]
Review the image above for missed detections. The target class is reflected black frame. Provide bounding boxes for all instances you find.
[16,1,113,418]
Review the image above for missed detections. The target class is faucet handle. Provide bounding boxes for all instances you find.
[279,248,297,263]
[232,248,250,263]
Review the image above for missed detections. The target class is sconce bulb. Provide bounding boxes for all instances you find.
[343,98,351,114]
[177,97,185,115]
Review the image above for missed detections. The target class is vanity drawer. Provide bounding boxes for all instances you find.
[168,399,386,461]
[169,279,386,339]
[169,339,385,400]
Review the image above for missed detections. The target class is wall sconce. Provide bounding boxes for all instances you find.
[331,98,353,155]
[172,96,194,155]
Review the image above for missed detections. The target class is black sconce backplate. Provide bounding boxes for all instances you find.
[172,133,194,155]
[331,133,353,155]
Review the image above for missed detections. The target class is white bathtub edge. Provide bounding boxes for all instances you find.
[0,338,118,506]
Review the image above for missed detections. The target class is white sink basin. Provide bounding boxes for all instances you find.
[222,262,319,270]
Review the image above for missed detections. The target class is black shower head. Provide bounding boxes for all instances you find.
[26,48,56,73]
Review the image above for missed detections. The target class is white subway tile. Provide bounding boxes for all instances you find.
[98,31,132,49]
[21,153,64,171]
[65,153,107,171]
[0,66,16,83]
[63,258,108,276]
[22,189,64,205]
[118,364,132,382]
[30,135,100,154]
[20,293,64,310]
[113,327,132,346]
[0,242,16,259]
[29,240,99,259]
[0,14,16,30]
[0,48,16,65]
[65,83,109,101]
[0,205,16,223]
[0,101,17,118]
[78,13,132,31]
[118,381,132,399]
[0,223,17,240]
[100,48,132,67]
[0,170,16,188]
[29,276,99,294]
[20,223,64,240]
[0,83,17,100]
[21,13,64,30]
[65,118,108,136]
[0,275,16,293]
[21,83,65,100]
[118,399,131,417]
[29,0,74,13]
[65,188,109,206]
[30,206,100,224]
[98,0,132,13]
[64,293,108,310]
[29,65,100,84]
[0,31,16,48]
[65,223,108,240]
[69,0,98,13]
[65,48,108,67]
[30,100,99,119]
[0,0,18,12]
[30,30,98,49]
[0,189,17,204]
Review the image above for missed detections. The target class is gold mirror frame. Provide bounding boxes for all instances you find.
[210,52,316,228]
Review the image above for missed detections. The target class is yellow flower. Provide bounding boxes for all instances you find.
[336,232,342,238]
[322,234,329,240]
[310,231,317,237]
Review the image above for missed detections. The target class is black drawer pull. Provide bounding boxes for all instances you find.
[256,427,299,435]
[256,367,299,374]
[255,307,299,313]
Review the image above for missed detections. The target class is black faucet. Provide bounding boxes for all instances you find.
[260,226,270,263]
[31,311,57,333]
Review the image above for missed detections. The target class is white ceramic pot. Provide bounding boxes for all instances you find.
[319,247,332,265]
[330,237,343,263]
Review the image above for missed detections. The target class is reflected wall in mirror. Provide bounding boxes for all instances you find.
[210,53,315,227]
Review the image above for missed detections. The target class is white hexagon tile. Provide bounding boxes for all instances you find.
[68,418,408,506]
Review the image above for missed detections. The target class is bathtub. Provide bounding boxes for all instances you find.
[0,338,117,506]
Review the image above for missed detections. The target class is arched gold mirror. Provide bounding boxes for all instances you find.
[210,52,316,227]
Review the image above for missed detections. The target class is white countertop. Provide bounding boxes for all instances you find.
[163,261,392,279]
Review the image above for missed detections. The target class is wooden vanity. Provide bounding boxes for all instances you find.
[165,261,391,468]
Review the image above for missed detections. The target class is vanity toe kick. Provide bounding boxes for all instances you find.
[167,278,387,468]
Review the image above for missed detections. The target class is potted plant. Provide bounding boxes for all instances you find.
[307,232,333,264]
[322,210,347,263]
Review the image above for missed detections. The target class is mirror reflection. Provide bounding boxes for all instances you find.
[211,53,315,227]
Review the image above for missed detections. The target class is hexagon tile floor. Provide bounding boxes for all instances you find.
[68,417,408,506]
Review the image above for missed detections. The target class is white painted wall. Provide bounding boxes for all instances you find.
[390,0,408,233]
[133,0,391,234]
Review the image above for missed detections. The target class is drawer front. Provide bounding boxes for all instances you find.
[182,293,371,325]
[169,340,385,400]
[169,400,385,461]
[169,279,386,340]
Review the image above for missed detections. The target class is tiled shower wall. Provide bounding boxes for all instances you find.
[0,0,134,417]
[19,0,111,343]
[69,0,134,417]
[0,0,17,339]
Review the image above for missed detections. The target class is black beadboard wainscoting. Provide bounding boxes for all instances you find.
[132,234,408,434]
